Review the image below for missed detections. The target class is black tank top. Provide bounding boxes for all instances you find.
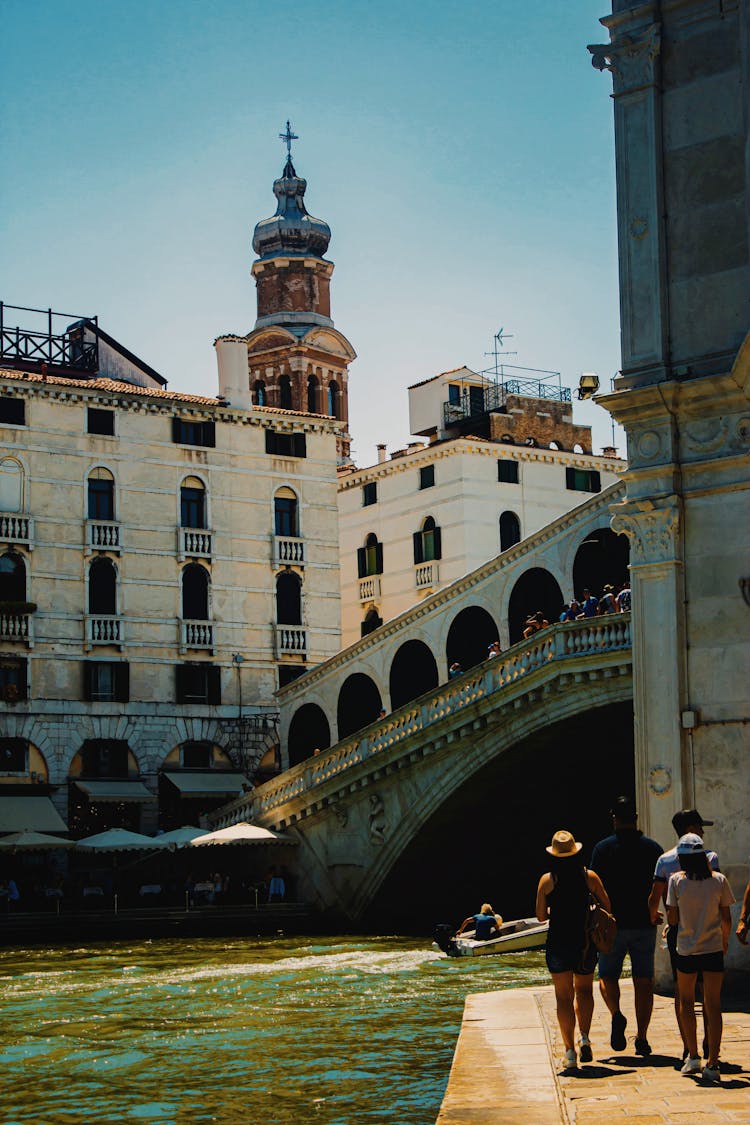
[547,867,589,948]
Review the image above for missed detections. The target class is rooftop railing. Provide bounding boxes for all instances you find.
[0,303,99,373]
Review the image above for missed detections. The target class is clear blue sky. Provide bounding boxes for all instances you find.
[1,0,623,463]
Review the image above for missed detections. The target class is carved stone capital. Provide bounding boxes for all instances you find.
[611,496,680,564]
[588,24,661,95]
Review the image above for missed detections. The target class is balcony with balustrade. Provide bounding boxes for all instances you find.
[275,625,307,657]
[85,520,121,554]
[273,535,305,568]
[0,608,34,647]
[180,620,214,653]
[0,514,33,550]
[177,528,213,562]
[415,561,439,591]
[85,615,123,650]
[358,576,381,603]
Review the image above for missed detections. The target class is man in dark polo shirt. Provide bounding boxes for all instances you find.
[590,797,663,1057]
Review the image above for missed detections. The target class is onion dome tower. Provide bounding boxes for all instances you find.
[246,123,356,461]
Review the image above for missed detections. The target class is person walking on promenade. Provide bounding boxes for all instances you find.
[536,830,611,1070]
[648,808,720,1059]
[666,834,735,1082]
[589,796,663,1056]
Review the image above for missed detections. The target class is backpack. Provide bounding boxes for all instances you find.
[585,890,617,954]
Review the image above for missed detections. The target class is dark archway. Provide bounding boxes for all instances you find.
[446,606,500,673]
[182,563,209,620]
[0,551,26,602]
[328,381,340,419]
[279,374,293,410]
[361,607,383,638]
[572,528,630,601]
[307,374,319,413]
[276,571,302,625]
[499,510,521,552]
[389,640,439,710]
[337,673,383,739]
[89,557,116,615]
[288,703,331,767]
[508,567,563,643]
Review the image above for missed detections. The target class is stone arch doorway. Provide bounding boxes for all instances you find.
[337,673,383,739]
[288,703,331,766]
[446,606,500,672]
[572,528,630,601]
[508,568,564,643]
[389,640,439,710]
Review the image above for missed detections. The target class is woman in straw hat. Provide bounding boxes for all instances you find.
[536,829,611,1070]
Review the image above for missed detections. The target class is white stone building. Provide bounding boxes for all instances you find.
[338,365,623,645]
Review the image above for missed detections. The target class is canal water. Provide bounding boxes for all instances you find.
[0,935,548,1125]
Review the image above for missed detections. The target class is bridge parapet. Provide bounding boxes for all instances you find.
[214,614,631,831]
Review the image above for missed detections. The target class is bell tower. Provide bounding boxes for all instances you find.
[246,123,356,462]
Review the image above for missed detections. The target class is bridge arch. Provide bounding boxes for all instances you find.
[572,527,630,600]
[507,567,564,643]
[446,605,500,672]
[288,703,331,767]
[337,673,383,739]
[389,640,439,709]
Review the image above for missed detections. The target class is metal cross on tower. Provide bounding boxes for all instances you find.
[279,120,299,158]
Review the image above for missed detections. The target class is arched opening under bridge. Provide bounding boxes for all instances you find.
[446,606,500,673]
[508,568,564,644]
[389,640,439,710]
[337,673,383,740]
[572,528,630,601]
[288,704,331,767]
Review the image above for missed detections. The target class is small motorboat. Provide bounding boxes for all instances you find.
[433,916,549,958]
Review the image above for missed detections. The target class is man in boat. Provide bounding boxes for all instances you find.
[455,902,503,941]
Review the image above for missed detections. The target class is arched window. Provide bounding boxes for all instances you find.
[274,487,298,537]
[0,458,23,513]
[88,557,117,615]
[307,374,319,414]
[499,511,521,552]
[180,477,206,529]
[328,380,340,419]
[276,571,302,625]
[88,468,115,520]
[0,552,26,602]
[357,533,383,578]
[413,516,442,564]
[279,374,293,410]
[182,563,209,620]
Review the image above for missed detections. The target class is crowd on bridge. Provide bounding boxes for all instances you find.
[531,799,749,1082]
[520,578,631,640]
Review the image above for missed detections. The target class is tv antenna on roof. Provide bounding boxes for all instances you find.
[484,326,517,381]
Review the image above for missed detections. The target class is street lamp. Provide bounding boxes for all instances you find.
[577,372,600,400]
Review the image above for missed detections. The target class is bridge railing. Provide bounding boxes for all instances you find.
[235,614,631,825]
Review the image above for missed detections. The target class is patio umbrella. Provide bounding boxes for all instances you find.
[154,826,210,847]
[189,822,291,847]
[0,831,74,851]
[75,828,164,852]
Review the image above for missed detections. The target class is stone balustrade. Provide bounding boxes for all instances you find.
[276,625,307,655]
[180,528,213,559]
[0,513,33,546]
[274,535,304,567]
[415,561,439,589]
[358,576,380,602]
[0,611,32,644]
[181,620,213,650]
[86,520,121,553]
[86,614,123,646]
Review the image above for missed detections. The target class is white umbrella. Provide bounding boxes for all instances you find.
[154,826,209,846]
[0,830,74,851]
[189,822,291,847]
[75,828,163,852]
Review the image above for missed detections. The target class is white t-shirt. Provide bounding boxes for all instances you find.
[666,871,735,956]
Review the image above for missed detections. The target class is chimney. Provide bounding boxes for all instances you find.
[601,445,618,458]
[214,336,251,410]
[376,443,387,464]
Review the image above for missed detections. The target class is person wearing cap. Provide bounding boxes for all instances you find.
[536,830,611,1070]
[666,834,734,1082]
[648,808,720,1060]
[589,796,663,1057]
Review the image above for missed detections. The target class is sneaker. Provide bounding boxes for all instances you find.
[634,1037,652,1057]
[681,1055,702,1076]
[702,1064,720,1084]
[563,1047,577,1070]
[579,1037,593,1063]
[610,1011,627,1051]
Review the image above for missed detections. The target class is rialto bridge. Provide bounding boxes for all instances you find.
[212,483,637,926]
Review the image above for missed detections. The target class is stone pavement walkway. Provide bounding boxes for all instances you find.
[436,986,749,1124]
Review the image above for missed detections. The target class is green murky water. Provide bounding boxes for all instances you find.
[0,936,548,1125]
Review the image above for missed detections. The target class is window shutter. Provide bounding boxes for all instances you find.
[591,470,601,492]
[202,420,216,448]
[172,417,183,444]
[433,526,442,560]
[566,467,575,489]
[175,664,186,703]
[293,433,307,458]
[115,662,130,703]
[413,531,423,565]
[375,542,384,575]
[83,663,93,702]
[265,430,276,454]
[207,666,221,705]
[357,547,366,579]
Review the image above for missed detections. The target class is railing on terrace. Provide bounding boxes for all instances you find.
[358,576,380,602]
[217,614,631,827]
[415,561,439,589]
[443,372,572,429]
[0,514,32,546]
[0,303,98,373]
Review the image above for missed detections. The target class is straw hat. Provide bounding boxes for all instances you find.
[546,830,583,858]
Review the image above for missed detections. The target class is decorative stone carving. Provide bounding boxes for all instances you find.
[588,25,661,95]
[635,429,662,463]
[368,793,386,844]
[333,804,348,828]
[611,498,680,564]
[648,765,672,796]
[683,417,728,455]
